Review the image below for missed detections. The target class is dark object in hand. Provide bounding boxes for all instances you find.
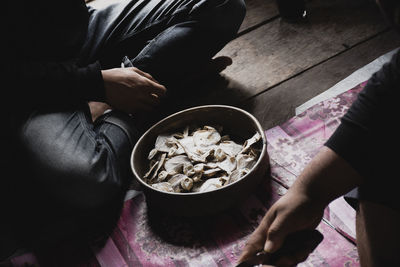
[276,0,307,23]
[236,229,324,267]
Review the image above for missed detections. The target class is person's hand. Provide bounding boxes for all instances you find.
[238,146,363,266]
[238,188,325,266]
[102,67,166,114]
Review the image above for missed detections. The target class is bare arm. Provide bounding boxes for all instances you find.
[238,146,363,265]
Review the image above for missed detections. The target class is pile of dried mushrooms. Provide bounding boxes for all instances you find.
[143,125,261,193]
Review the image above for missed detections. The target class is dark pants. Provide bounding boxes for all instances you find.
[2,0,245,250]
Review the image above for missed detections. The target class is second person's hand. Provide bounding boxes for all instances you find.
[237,188,325,266]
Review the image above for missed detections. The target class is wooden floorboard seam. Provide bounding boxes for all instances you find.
[239,27,391,104]
[237,15,280,37]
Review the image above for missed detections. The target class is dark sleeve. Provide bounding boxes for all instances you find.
[7,58,106,109]
[325,48,400,180]
[3,0,106,111]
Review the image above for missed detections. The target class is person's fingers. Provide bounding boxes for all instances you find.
[264,214,292,253]
[135,76,166,97]
[136,78,167,98]
[238,234,266,263]
[239,228,266,261]
[238,211,276,263]
[148,81,167,97]
[132,67,159,83]
[126,67,167,97]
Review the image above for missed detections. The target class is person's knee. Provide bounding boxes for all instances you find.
[217,0,246,36]
[74,158,128,210]
[19,110,133,212]
[36,146,128,211]
[220,0,247,29]
[193,0,246,39]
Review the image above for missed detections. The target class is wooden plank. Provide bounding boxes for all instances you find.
[240,30,400,130]
[239,0,279,33]
[215,0,388,99]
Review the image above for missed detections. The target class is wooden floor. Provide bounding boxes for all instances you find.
[195,0,400,130]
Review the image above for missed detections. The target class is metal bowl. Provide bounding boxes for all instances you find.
[130,105,270,217]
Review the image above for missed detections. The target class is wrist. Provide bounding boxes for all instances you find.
[291,146,362,207]
[288,183,329,212]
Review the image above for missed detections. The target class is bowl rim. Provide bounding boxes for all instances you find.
[130,104,267,196]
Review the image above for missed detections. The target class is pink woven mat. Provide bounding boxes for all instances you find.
[9,181,359,267]
[6,82,367,267]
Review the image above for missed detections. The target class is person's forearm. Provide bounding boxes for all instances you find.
[7,59,105,109]
[290,146,364,206]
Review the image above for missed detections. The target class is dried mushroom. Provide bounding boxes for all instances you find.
[143,125,262,193]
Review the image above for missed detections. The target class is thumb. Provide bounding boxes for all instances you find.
[264,218,291,253]
[264,239,276,253]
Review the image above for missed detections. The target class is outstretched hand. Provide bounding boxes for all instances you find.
[238,189,325,266]
[102,67,167,114]
[238,146,363,266]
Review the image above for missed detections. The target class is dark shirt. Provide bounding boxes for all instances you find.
[326,48,400,182]
[4,0,104,113]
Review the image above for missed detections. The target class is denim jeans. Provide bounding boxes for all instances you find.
[2,0,245,249]
[80,0,246,87]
